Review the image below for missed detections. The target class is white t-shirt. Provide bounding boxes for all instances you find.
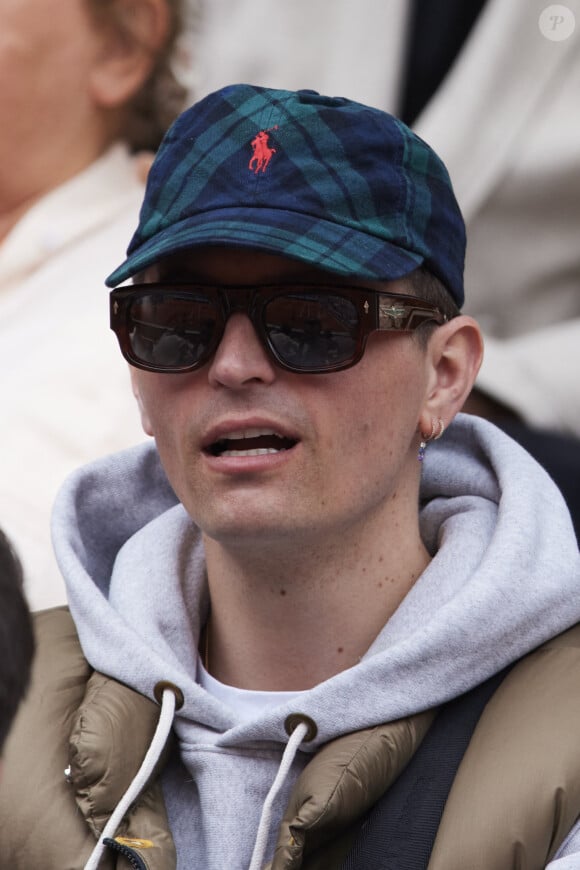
[198,660,307,724]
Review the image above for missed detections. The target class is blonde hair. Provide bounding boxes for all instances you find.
[87,0,192,152]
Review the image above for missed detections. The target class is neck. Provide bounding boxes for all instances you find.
[0,127,116,244]
[202,511,430,691]
[0,200,34,245]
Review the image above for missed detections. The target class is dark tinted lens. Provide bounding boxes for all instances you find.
[265,293,360,371]
[127,292,218,370]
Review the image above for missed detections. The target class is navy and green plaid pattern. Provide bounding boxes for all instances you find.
[106,85,465,306]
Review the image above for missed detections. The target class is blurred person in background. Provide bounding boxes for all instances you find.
[0,529,34,759]
[194,0,580,537]
[0,0,197,610]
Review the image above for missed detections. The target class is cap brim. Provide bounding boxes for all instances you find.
[105,206,424,287]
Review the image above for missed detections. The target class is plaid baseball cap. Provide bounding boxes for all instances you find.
[106,84,465,306]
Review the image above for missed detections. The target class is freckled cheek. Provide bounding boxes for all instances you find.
[138,389,196,473]
[354,423,401,478]
[316,418,386,483]
[137,374,196,437]
[310,389,383,460]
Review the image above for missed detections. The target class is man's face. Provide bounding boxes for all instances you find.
[131,248,433,551]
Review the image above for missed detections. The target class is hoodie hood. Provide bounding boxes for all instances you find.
[52,413,580,743]
[52,413,580,869]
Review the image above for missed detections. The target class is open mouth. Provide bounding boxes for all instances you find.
[206,428,298,458]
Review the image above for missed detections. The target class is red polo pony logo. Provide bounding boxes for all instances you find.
[249,126,278,174]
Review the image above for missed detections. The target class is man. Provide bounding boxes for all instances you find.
[0,0,195,610]
[1,85,580,869]
[194,0,580,536]
[0,531,34,757]
[195,0,580,435]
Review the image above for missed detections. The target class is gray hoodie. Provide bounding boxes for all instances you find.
[51,413,580,869]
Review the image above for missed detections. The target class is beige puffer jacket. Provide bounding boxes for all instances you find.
[1,609,580,869]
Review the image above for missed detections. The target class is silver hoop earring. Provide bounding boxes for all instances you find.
[418,418,445,462]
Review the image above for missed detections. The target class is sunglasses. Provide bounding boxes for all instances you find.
[110,283,447,375]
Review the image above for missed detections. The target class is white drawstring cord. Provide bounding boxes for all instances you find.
[248,720,309,870]
[83,687,177,870]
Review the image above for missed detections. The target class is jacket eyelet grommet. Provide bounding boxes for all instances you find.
[284,713,318,742]
[153,680,185,710]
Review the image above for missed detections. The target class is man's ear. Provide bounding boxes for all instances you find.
[418,315,484,435]
[130,367,155,436]
[88,0,170,109]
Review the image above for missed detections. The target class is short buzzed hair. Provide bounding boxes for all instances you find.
[406,267,461,348]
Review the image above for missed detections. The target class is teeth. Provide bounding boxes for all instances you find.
[225,428,282,440]
[220,447,282,457]
[207,427,294,458]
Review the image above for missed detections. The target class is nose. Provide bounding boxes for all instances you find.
[207,313,278,388]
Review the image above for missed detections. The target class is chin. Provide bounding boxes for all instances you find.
[200,510,306,549]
